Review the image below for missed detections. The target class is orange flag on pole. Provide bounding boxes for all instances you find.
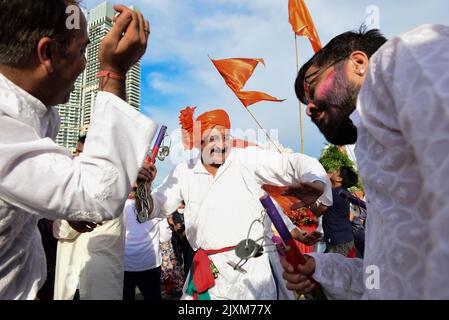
[210,57,285,108]
[288,0,322,53]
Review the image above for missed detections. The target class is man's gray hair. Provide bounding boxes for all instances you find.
[0,0,80,66]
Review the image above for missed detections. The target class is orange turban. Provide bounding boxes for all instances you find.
[179,107,231,150]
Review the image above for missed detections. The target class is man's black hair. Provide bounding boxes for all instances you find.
[295,26,388,104]
[78,135,86,144]
[340,166,359,189]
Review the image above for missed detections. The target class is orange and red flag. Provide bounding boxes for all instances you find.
[210,57,285,108]
[288,0,322,53]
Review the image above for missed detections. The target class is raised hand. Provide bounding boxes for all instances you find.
[137,161,157,185]
[99,5,150,75]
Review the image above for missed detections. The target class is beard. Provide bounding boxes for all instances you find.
[312,67,360,146]
[320,116,358,146]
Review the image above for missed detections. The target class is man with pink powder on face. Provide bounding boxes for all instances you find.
[282,25,449,299]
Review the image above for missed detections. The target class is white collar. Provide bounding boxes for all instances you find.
[193,157,210,174]
[0,72,51,120]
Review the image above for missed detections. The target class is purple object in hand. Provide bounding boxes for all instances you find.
[148,125,167,163]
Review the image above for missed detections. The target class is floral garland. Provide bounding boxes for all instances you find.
[287,207,318,228]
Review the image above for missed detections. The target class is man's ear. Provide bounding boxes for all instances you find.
[36,37,55,73]
[348,51,369,77]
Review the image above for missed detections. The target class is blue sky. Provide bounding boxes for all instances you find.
[83,0,449,184]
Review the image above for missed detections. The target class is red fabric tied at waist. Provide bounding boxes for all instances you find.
[192,246,236,298]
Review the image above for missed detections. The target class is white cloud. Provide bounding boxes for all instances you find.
[147,72,189,95]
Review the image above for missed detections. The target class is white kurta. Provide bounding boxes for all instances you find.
[308,24,449,299]
[53,216,125,300]
[151,147,332,300]
[0,73,157,300]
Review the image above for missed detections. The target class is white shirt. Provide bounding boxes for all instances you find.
[151,147,332,300]
[309,24,449,299]
[0,73,157,299]
[124,199,162,272]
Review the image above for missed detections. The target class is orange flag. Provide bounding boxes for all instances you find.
[210,57,285,108]
[288,0,322,53]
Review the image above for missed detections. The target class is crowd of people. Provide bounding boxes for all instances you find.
[0,0,448,300]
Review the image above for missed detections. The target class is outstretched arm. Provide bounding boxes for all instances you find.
[149,165,184,219]
[237,147,333,207]
[0,93,157,222]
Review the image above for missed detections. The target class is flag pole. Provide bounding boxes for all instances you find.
[243,107,282,154]
[295,34,305,154]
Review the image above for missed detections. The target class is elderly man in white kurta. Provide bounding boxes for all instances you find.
[283,24,449,299]
[148,107,332,300]
[0,4,155,299]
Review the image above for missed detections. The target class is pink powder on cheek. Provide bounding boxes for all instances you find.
[317,70,336,97]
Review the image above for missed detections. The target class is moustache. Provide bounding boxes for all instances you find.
[310,101,332,119]
[210,146,228,154]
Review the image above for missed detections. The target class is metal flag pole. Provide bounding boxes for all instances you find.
[243,106,282,154]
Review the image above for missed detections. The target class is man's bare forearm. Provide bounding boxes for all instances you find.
[310,203,328,217]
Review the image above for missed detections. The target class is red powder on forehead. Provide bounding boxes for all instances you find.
[317,70,336,97]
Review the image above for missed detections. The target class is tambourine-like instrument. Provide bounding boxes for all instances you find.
[136,125,170,223]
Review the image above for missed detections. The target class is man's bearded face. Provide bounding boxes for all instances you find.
[304,63,360,145]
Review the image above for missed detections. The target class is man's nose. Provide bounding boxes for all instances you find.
[306,102,318,117]
[216,137,226,149]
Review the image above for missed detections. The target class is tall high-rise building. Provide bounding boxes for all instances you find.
[55,76,83,149]
[56,1,141,151]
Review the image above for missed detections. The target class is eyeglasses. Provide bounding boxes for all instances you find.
[302,59,345,105]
